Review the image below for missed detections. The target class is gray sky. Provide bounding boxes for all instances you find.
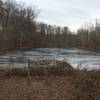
[16,0,100,31]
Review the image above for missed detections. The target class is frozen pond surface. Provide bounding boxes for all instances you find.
[0,48,100,70]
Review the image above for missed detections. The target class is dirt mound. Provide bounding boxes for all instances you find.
[29,60,74,76]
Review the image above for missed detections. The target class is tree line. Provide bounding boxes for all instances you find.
[0,0,100,50]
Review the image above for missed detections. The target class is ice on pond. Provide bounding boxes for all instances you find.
[0,48,100,70]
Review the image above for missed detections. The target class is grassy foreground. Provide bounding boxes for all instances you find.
[0,67,100,100]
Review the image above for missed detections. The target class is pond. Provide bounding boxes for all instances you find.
[0,48,100,70]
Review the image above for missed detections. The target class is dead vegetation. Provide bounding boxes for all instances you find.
[0,61,100,100]
[0,60,74,77]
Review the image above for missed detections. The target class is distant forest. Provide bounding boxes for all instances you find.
[0,0,100,50]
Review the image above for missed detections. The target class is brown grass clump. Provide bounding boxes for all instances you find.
[69,70,100,100]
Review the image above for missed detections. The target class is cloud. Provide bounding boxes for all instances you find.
[17,0,100,31]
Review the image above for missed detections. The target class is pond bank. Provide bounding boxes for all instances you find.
[0,66,100,100]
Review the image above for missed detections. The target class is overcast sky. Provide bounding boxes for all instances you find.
[16,0,100,31]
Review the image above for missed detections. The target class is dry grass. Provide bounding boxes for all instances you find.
[69,70,100,100]
[0,67,100,100]
[0,75,75,100]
